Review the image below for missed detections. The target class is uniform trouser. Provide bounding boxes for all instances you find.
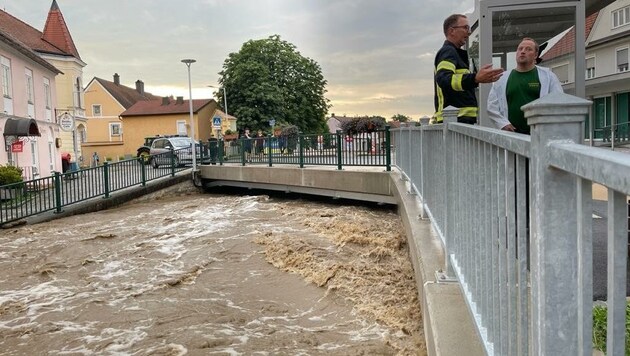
[457,116,477,125]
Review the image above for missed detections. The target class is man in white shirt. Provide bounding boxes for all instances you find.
[487,37,563,134]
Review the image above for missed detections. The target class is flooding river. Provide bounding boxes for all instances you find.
[0,183,425,355]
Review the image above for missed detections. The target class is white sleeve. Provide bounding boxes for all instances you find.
[548,71,564,94]
[487,83,511,129]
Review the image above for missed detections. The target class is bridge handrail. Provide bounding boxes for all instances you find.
[0,147,192,225]
[392,92,628,355]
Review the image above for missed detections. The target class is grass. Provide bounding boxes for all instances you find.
[592,302,630,354]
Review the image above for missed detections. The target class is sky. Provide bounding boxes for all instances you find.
[5,0,475,120]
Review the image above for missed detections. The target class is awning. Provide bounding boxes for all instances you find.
[3,118,41,137]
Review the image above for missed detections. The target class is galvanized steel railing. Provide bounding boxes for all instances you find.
[0,147,196,225]
[392,92,629,355]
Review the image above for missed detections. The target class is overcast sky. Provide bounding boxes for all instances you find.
[6,0,474,119]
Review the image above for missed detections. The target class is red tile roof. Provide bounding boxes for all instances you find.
[0,28,62,74]
[541,11,598,61]
[0,1,79,60]
[121,98,215,117]
[42,0,80,59]
[91,77,160,109]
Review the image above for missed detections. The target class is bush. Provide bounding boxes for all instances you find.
[225,129,234,135]
[0,164,23,186]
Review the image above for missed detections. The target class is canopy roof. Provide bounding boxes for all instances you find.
[3,118,41,137]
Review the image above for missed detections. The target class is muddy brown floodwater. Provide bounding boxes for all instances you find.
[0,183,426,355]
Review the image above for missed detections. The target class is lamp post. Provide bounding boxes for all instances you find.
[181,59,197,170]
[207,85,228,116]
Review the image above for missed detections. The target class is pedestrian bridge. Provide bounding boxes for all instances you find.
[199,93,630,355]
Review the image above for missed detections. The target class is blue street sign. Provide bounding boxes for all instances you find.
[213,116,222,128]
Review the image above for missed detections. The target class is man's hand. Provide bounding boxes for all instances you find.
[475,64,504,83]
[501,124,516,132]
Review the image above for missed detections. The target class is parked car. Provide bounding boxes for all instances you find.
[137,134,187,163]
[149,137,194,168]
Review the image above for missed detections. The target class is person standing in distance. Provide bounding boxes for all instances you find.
[434,14,504,124]
[487,37,564,134]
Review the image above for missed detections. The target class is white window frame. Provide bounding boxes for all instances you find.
[585,56,595,79]
[616,47,629,73]
[110,122,122,137]
[612,5,630,29]
[552,63,570,84]
[1,56,11,98]
[92,104,102,117]
[25,68,34,104]
[176,120,187,136]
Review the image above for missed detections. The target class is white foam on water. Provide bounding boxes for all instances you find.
[90,260,131,281]
[142,343,188,356]
[79,325,149,355]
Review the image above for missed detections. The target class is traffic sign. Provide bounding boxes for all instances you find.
[269,119,275,127]
[212,116,222,128]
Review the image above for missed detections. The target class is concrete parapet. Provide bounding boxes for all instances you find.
[390,169,484,356]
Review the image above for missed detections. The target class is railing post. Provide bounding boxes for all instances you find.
[299,132,305,168]
[53,171,62,213]
[170,148,176,177]
[219,139,224,166]
[385,126,391,171]
[103,162,110,199]
[267,134,273,167]
[336,130,343,170]
[524,92,592,355]
[241,138,246,166]
[140,157,146,186]
[441,106,458,279]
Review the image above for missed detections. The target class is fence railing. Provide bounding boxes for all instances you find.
[392,92,629,355]
[212,128,391,170]
[0,146,196,225]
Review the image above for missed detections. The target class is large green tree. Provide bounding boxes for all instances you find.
[217,35,330,134]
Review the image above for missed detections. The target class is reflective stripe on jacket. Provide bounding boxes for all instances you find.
[433,41,479,123]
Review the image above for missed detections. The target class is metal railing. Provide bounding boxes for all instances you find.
[0,146,196,225]
[392,93,629,355]
[212,128,391,170]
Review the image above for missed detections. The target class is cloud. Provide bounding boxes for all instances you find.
[5,0,475,119]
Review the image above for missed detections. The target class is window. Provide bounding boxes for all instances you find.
[25,68,34,104]
[110,122,121,136]
[586,57,595,79]
[43,77,51,109]
[176,120,187,135]
[1,56,11,98]
[74,77,83,109]
[552,64,569,83]
[612,6,630,28]
[92,104,102,117]
[617,48,629,72]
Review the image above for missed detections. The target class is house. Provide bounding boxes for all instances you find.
[326,113,352,133]
[0,0,86,174]
[83,74,160,163]
[0,3,69,180]
[119,97,218,158]
[542,0,630,144]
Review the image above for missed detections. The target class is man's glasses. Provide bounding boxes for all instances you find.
[451,25,470,31]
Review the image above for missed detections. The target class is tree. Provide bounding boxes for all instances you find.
[340,116,387,134]
[217,35,330,134]
[391,114,410,122]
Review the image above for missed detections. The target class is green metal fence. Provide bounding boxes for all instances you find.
[0,146,199,225]
[0,129,390,226]
[215,127,391,170]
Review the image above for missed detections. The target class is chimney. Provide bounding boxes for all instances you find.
[176,96,184,105]
[113,73,120,85]
[135,80,144,95]
[162,96,170,106]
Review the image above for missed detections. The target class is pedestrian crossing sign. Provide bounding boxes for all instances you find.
[212,116,221,128]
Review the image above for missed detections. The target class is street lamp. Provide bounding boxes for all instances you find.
[181,59,197,171]
[207,85,228,116]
